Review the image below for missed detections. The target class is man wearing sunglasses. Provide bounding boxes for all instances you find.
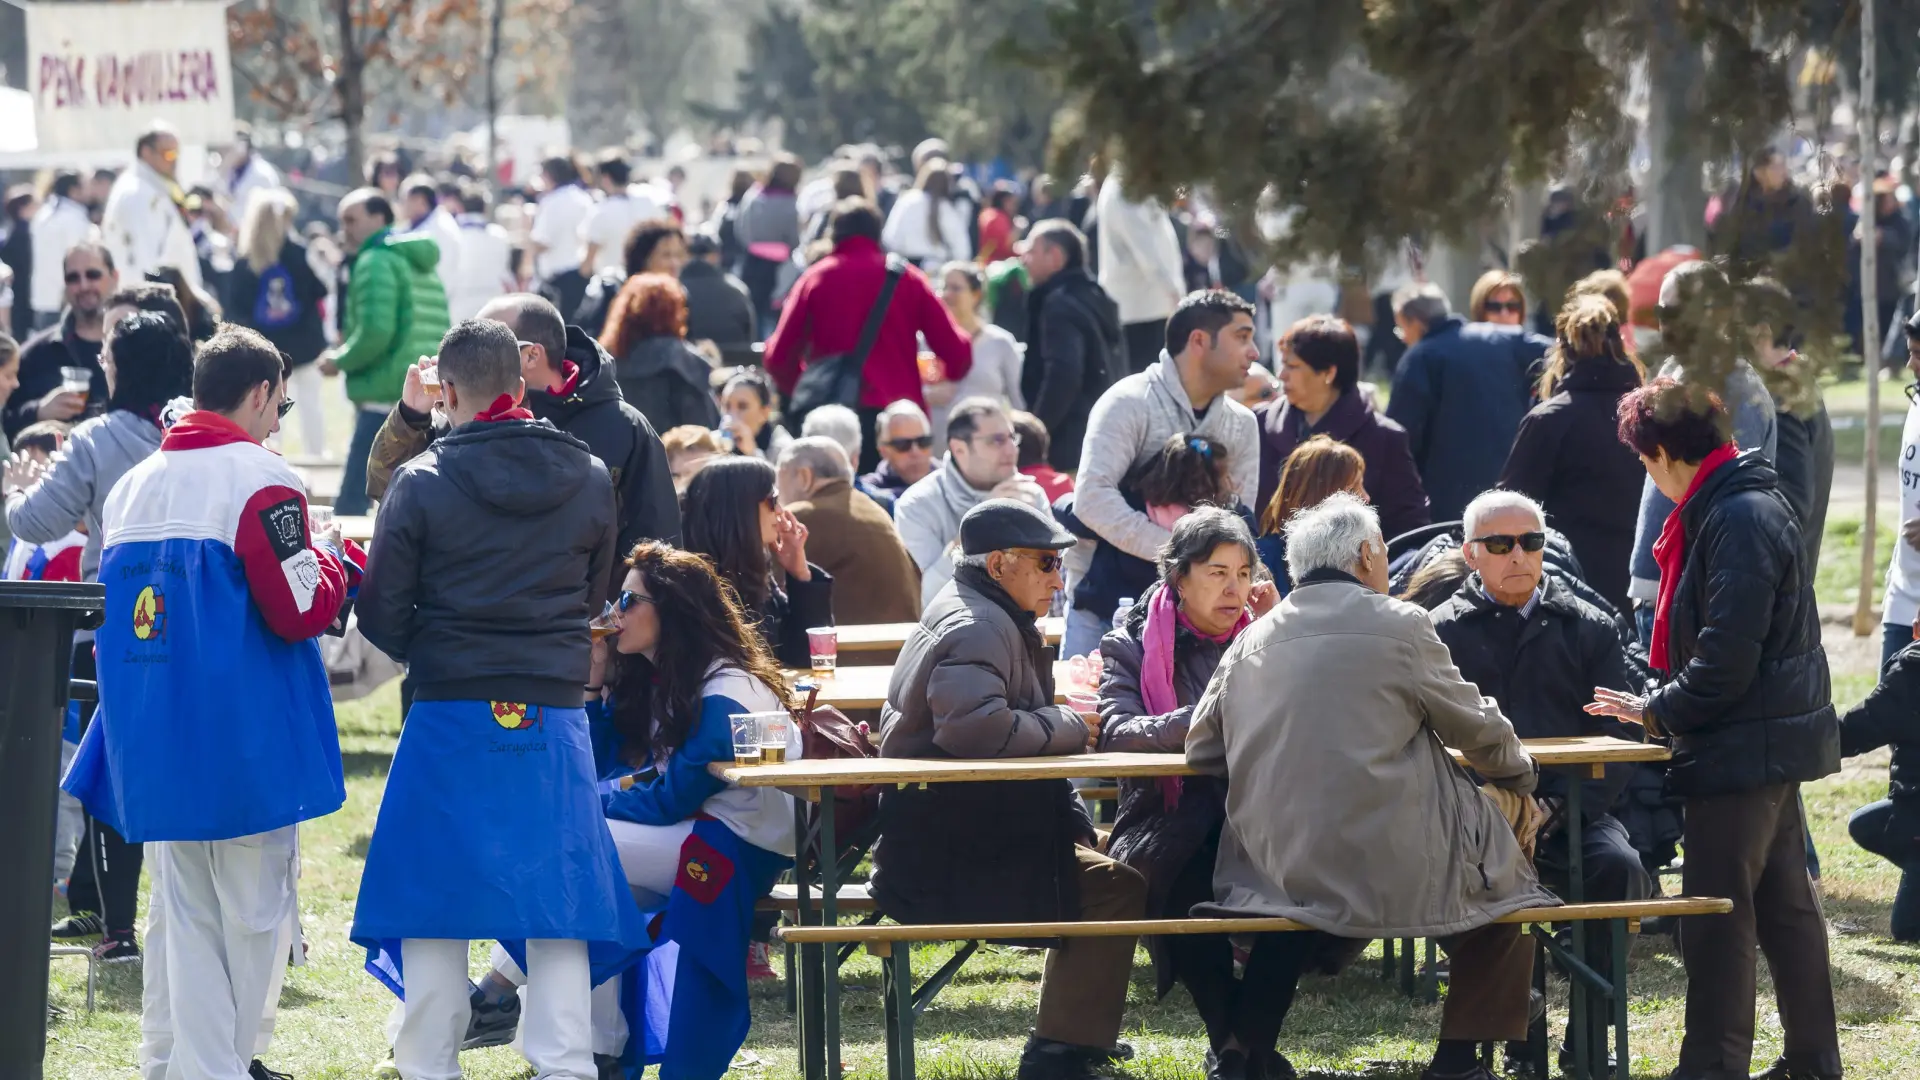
[861,399,938,499]
[3,243,119,440]
[876,498,1147,1080]
[63,326,360,1080]
[1430,491,1649,1073]
[102,123,203,291]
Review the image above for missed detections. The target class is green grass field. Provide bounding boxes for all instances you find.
[40,515,1920,1080]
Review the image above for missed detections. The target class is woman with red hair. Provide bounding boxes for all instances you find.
[601,272,721,433]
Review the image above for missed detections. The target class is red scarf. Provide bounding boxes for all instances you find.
[547,360,580,398]
[1649,443,1738,671]
[474,393,534,423]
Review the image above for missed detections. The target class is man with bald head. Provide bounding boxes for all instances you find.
[367,292,679,577]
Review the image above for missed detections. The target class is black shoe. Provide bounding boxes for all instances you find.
[461,984,521,1050]
[1206,1049,1250,1080]
[1260,1049,1297,1080]
[1558,1044,1617,1075]
[1500,1041,1538,1078]
[92,932,140,964]
[249,1060,293,1080]
[51,911,102,940]
[1750,1057,1843,1080]
[1420,1065,1498,1080]
[594,1052,624,1080]
[1016,1036,1130,1080]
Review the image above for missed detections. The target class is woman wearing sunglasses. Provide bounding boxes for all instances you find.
[682,455,833,668]
[1095,508,1284,1077]
[467,541,800,1072]
[1587,378,1839,1080]
[1467,270,1528,328]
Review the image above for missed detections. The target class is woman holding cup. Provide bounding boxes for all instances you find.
[682,455,834,669]
[467,541,800,1062]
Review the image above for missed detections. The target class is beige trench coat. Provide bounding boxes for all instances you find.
[1186,576,1558,938]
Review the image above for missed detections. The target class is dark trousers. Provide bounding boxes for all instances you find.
[1677,783,1839,1076]
[334,406,387,517]
[1233,921,1533,1057]
[1532,814,1650,1048]
[1850,799,1920,941]
[1122,320,1164,375]
[1033,845,1148,1047]
[1158,847,1240,1052]
[855,405,884,477]
[62,640,143,935]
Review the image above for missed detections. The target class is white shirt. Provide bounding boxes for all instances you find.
[102,162,202,289]
[1095,172,1185,324]
[447,214,517,322]
[29,196,95,314]
[220,155,284,218]
[398,206,463,296]
[579,186,664,276]
[528,184,595,280]
[882,188,974,271]
[1885,398,1920,625]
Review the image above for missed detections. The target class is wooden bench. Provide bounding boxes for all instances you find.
[777,897,1731,1080]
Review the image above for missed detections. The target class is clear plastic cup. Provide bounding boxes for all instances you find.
[307,504,335,535]
[588,601,620,642]
[758,712,793,764]
[60,366,90,403]
[419,358,442,402]
[807,626,838,675]
[729,713,763,766]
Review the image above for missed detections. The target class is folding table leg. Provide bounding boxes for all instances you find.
[1380,937,1396,981]
[1399,937,1416,996]
[1529,933,1549,1080]
[1612,918,1630,1080]
[820,787,842,1080]
[1422,937,1439,1004]
[880,943,917,1080]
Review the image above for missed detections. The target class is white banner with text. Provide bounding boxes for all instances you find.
[26,0,236,155]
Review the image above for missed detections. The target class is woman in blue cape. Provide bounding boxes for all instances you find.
[470,541,800,1078]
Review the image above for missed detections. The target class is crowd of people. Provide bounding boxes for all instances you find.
[5,118,1919,1080]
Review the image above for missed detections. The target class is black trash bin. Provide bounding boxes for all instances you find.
[0,581,105,1078]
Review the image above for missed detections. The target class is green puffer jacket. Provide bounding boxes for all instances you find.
[333,229,452,404]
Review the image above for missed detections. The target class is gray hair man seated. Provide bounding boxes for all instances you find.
[1186,493,1553,1080]
[801,403,898,515]
[775,437,920,624]
[873,497,1147,1080]
[1429,489,1652,1072]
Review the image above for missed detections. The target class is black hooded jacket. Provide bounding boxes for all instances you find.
[1021,267,1121,471]
[358,419,616,707]
[614,334,723,435]
[1645,451,1840,797]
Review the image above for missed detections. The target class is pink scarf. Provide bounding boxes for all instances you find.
[1141,585,1249,808]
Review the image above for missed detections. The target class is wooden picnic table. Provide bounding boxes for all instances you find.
[732,734,1669,1080]
[834,616,1064,654]
[785,660,1094,711]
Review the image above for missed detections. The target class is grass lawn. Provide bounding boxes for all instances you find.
[41,518,1920,1080]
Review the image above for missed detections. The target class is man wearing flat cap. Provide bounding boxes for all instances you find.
[874,498,1149,1080]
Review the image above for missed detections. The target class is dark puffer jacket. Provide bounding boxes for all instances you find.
[615,334,723,435]
[358,419,616,707]
[1096,587,1230,997]
[1839,641,1920,807]
[1021,267,1122,471]
[1647,451,1840,797]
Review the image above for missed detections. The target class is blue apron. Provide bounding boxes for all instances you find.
[352,699,647,966]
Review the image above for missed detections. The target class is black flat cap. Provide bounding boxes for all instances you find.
[959,498,1077,556]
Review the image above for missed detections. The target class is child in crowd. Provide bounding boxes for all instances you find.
[4,421,87,894]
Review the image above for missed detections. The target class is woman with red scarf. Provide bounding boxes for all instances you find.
[1094,507,1285,1080]
[1588,377,1841,1080]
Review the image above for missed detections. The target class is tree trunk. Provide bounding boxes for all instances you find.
[1643,0,1707,253]
[486,0,505,198]
[1856,0,1882,637]
[335,0,367,185]
[567,0,631,150]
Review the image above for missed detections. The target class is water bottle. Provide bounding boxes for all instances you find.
[1111,597,1134,632]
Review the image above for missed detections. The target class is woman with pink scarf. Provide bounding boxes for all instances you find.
[1094,508,1284,1080]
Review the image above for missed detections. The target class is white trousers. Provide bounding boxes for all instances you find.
[53,738,85,886]
[485,818,694,1061]
[139,827,298,1080]
[396,938,595,1080]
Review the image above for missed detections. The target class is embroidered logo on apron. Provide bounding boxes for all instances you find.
[490,702,541,731]
[132,585,166,641]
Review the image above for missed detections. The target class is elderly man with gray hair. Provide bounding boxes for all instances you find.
[860,399,938,499]
[777,436,920,623]
[1187,492,1553,1080]
[801,403,898,514]
[1430,489,1651,1073]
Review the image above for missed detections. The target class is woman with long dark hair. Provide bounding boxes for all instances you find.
[466,542,800,1067]
[1,308,193,962]
[681,456,833,668]
[883,157,974,271]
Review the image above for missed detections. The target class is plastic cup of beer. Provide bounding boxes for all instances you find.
[806,627,838,675]
[1065,691,1100,720]
[757,712,793,765]
[60,366,91,403]
[916,351,945,384]
[729,713,764,767]
[419,358,442,402]
[588,601,621,642]
[307,504,335,535]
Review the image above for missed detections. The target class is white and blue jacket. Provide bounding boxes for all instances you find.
[63,411,361,842]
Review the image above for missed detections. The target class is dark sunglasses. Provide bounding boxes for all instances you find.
[763,494,780,511]
[1015,551,1063,573]
[64,268,106,284]
[276,397,296,419]
[615,590,656,613]
[884,435,934,452]
[1471,532,1546,556]
[1482,300,1523,315]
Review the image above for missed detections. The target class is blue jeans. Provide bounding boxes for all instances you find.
[1061,602,1109,660]
[334,406,388,516]
[1884,622,1915,676]
[1850,799,1920,940]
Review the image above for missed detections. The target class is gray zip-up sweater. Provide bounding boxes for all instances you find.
[1625,358,1777,604]
[4,410,163,581]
